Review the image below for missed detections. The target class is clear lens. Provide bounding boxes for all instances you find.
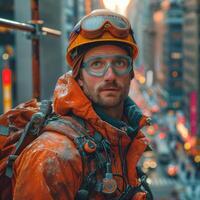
[88,58,106,72]
[82,16,104,31]
[82,15,128,31]
[105,15,127,28]
[82,55,132,77]
[112,56,129,71]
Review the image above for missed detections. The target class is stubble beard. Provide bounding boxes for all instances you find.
[82,81,129,109]
[95,91,124,108]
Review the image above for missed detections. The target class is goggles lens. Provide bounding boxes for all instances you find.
[82,15,128,31]
[82,55,132,77]
[70,14,131,40]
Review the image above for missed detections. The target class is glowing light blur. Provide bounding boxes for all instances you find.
[103,0,130,15]
[135,72,146,84]
[167,165,178,177]
[176,123,189,140]
[194,155,200,163]
[153,11,164,23]
[2,53,9,60]
[184,142,191,151]
[158,132,166,140]
[146,178,152,185]
[161,0,170,10]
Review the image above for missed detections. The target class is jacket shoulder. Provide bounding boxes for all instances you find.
[15,115,86,168]
[13,131,83,200]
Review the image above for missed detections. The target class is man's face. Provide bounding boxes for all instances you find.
[78,45,132,108]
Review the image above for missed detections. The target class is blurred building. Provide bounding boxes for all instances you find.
[127,0,144,68]
[127,0,160,87]
[15,0,72,103]
[0,0,15,114]
[182,0,200,137]
[150,1,170,108]
[163,0,184,110]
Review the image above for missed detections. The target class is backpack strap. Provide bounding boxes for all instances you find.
[72,115,120,200]
[136,167,153,200]
[5,100,52,178]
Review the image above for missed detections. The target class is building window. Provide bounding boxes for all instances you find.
[171,52,182,59]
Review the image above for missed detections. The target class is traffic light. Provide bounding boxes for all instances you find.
[2,67,12,113]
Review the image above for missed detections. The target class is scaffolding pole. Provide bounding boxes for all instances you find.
[0,0,61,100]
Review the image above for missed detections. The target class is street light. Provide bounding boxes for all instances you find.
[103,0,130,15]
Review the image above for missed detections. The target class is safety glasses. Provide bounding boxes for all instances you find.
[82,54,132,77]
[71,14,131,39]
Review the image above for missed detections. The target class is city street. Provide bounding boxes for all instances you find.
[150,172,181,199]
[131,77,200,199]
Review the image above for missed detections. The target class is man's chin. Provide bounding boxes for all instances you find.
[98,97,122,108]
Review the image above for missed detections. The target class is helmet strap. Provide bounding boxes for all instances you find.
[72,52,85,78]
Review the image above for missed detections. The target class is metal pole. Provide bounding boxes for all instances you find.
[31,0,40,100]
[0,18,34,32]
[0,1,61,101]
[0,18,61,37]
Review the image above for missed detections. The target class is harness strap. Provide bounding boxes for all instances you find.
[73,115,114,199]
[73,115,154,200]
[136,167,153,200]
[118,167,154,200]
[5,100,52,178]
[118,184,144,200]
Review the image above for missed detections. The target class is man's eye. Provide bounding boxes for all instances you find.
[90,61,103,68]
[114,59,126,67]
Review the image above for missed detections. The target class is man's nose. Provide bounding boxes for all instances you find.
[103,66,117,81]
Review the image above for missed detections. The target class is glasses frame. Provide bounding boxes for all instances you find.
[82,54,133,77]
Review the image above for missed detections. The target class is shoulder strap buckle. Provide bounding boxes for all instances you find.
[5,155,18,178]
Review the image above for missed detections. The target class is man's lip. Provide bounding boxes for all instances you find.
[100,87,120,91]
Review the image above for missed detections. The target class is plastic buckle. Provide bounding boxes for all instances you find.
[5,155,18,178]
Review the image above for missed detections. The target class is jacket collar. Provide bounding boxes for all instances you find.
[53,73,145,146]
[93,96,144,140]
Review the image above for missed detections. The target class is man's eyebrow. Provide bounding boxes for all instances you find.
[84,55,106,62]
[85,54,126,62]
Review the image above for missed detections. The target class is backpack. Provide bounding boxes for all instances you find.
[0,99,53,200]
[0,99,153,200]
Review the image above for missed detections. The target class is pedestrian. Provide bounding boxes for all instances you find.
[12,9,151,200]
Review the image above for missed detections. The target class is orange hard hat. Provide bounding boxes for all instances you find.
[66,9,138,68]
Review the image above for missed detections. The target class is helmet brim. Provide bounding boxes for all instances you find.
[66,32,138,67]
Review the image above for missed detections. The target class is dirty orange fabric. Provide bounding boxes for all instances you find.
[0,99,39,149]
[12,73,148,200]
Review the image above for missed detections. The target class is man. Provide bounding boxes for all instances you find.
[12,9,151,200]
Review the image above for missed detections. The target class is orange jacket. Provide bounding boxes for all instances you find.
[12,73,149,200]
